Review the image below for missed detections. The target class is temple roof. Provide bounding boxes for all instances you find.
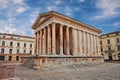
[32,11,101,33]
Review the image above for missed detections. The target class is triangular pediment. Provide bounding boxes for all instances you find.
[32,12,52,29]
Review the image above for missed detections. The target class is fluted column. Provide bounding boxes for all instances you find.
[39,30,42,55]
[71,28,75,55]
[77,30,80,55]
[59,24,63,55]
[87,33,90,56]
[93,35,96,56]
[83,31,86,56]
[97,36,101,56]
[82,31,85,56]
[44,28,46,55]
[52,23,56,55]
[36,31,40,55]
[79,30,82,56]
[66,27,70,55]
[86,32,88,56]
[37,31,40,55]
[95,36,98,55]
[41,29,45,55]
[34,32,37,55]
[73,29,78,55]
[47,25,51,55]
[92,34,95,55]
[90,34,93,55]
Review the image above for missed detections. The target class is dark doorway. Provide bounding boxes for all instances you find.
[0,56,5,61]
[109,53,113,60]
[9,56,12,61]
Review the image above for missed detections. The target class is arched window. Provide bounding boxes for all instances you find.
[10,42,13,46]
[16,56,19,61]
[9,56,12,61]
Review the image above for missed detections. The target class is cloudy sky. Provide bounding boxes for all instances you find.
[0,0,120,36]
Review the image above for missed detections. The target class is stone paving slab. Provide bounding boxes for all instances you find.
[15,62,120,80]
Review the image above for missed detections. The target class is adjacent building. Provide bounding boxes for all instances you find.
[100,30,120,60]
[24,11,103,69]
[0,32,34,62]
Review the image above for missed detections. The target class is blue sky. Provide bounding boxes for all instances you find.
[0,0,120,36]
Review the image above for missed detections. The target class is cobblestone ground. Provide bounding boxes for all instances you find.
[15,62,120,80]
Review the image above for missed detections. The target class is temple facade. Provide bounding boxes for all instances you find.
[27,11,103,69]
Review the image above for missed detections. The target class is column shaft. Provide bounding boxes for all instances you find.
[83,31,86,56]
[36,32,39,55]
[60,25,63,55]
[34,32,37,55]
[39,30,42,55]
[37,31,40,55]
[47,26,51,55]
[66,27,70,55]
[77,30,80,55]
[93,35,96,56]
[79,30,82,56]
[73,29,78,55]
[43,28,46,55]
[52,23,56,55]
[72,28,75,55]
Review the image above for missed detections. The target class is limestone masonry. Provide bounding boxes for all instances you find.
[23,11,104,69]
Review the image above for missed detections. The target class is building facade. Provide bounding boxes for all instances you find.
[23,11,103,69]
[0,33,34,62]
[100,30,120,60]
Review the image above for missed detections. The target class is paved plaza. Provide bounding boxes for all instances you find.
[14,62,120,80]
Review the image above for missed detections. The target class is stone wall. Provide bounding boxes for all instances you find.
[22,56,104,70]
[0,63,15,79]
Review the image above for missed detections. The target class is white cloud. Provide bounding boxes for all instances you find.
[47,5,58,11]
[78,0,85,3]
[0,21,18,34]
[11,0,24,5]
[54,0,63,5]
[113,22,120,26]
[94,0,120,19]
[64,6,73,16]
[29,9,40,24]
[16,6,26,13]
[0,0,9,9]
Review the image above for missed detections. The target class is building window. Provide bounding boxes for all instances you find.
[116,38,119,43]
[3,36,5,38]
[17,49,19,54]
[9,56,12,61]
[24,43,26,47]
[11,36,13,39]
[9,49,12,54]
[2,41,5,46]
[107,39,110,44]
[0,56,5,61]
[108,46,111,51]
[10,42,13,46]
[30,50,32,54]
[116,33,118,35]
[30,44,32,48]
[17,42,20,47]
[1,48,4,54]
[117,45,120,51]
[24,50,26,53]
[100,41,102,45]
[16,56,19,61]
